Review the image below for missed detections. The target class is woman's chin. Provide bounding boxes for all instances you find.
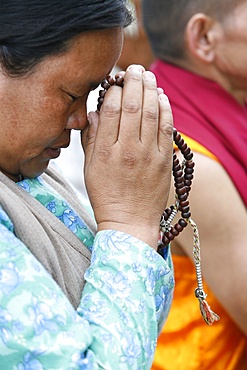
[20,160,51,180]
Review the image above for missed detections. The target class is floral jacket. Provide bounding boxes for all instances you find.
[0,176,174,370]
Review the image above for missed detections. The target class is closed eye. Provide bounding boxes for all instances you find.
[67,84,100,103]
[68,93,79,102]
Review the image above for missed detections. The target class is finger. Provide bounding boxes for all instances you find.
[95,84,123,146]
[118,64,145,143]
[158,93,174,154]
[157,87,164,95]
[140,71,159,147]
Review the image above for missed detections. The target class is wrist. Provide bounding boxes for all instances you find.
[97,221,160,250]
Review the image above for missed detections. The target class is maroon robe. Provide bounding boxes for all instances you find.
[151,60,247,206]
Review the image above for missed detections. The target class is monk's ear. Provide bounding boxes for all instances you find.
[185,13,218,63]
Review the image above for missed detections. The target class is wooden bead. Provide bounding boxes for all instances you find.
[176,187,187,195]
[185,167,194,174]
[179,142,187,152]
[115,75,124,86]
[165,231,175,241]
[184,173,194,180]
[175,182,185,189]
[175,175,184,184]
[179,200,189,208]
[176,138,184,147]
[178,193,188,202]
[186,161,195,168]
[182,211,191,219]
[99,90,106,98]
[170,227,179,236]
[178,219,188,228]
[173,132,180,141]
[165,207,172,216]
[162,235,170,246]
[173,169,183,178]
[106,75,115,85]
[173,164,181,173]
[180,205,190,214]
[173,157,180,167]
[101,81,111,90]
[184,152,193,161]
[183,147,191,157]
[162,211,169,221]
[174,223,183,232]
[184,179,192,186]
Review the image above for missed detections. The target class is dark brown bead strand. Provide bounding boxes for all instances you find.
[158,129,195,253]
[96,74,195,255]
[97,75,124,112]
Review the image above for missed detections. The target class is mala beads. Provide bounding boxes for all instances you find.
[97,73,219,325]
[158,129,195,250]
[97,74,124,112]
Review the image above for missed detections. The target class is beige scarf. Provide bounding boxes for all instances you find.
[0,166,96,309]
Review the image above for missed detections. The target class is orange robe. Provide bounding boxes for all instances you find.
[152,136,247,370]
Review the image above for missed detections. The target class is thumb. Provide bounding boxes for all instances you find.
[81,111,99,160]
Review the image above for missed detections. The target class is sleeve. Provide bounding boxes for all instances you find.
[0,225,174,370]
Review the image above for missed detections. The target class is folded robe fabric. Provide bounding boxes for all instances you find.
[151,60,247,206]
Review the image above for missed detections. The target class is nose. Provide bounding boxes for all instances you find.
[66,103,88,130]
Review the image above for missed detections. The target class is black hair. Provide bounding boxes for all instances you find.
[0,0,132,76]
[142,0,244,61]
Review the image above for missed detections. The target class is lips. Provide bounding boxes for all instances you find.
[44,139,70,159]
[45,147,61,159]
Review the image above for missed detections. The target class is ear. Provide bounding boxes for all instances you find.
[185,13,217,63]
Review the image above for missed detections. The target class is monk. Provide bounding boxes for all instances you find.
[142,0,247,369]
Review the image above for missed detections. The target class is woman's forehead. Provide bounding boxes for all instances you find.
[32,28,123,85]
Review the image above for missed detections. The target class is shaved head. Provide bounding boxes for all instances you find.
[142,0,245,61]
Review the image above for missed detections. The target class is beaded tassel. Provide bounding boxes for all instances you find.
[97,73,220,325]
[189,218,220,325]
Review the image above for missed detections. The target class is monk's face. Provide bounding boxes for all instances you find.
[214,1,247,93]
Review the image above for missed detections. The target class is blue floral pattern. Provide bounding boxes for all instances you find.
[0,176,174,369]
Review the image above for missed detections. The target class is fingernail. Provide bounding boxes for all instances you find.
[159,93,169,103]
[127,64,145,73]
[143,71,155,80]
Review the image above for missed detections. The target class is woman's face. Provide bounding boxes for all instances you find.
[0,28,123,181]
